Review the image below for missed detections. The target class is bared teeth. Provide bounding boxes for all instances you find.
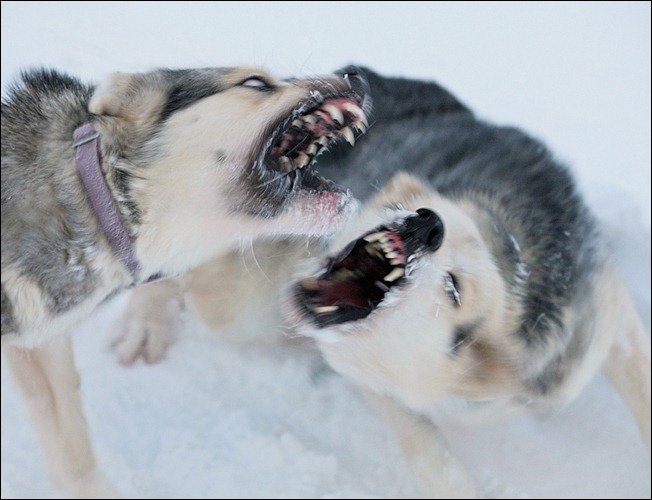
[303,114,317,124]
[390,258,403,266]
[313,305,339,314]
[279,156,293,172]
[342,102,365,121]
[381,244,394,255]
[353,121,367,133]
[292,119,302,128]
[321,103,344,125]
[318,136,330,147]
[307,143,318,155]
[363,232,384,243]
[385,251,399,259]
[341,127,355,146]
[384,267,405,282]
[293,152,310,169]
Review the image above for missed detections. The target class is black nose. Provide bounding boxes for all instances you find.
[402,208,445,253]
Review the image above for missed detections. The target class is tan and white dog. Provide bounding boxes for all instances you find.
[289,172,650,497]
[1,66,368,497]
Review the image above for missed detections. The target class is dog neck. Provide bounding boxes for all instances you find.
[73,123,161,284]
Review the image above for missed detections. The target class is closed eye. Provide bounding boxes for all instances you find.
[240,76,275,92]
[444,272,461,307]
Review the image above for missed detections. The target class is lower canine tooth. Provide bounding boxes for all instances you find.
[341,127,355,146]
[313,305,339,314]
[384,267,405,282]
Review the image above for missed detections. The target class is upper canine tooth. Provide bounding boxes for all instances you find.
[321,104,344,125]
[363,232,384,243]
[342,102,364,120]
[341,127,355,146]
[294,152,310,169]
[384,267,405,282]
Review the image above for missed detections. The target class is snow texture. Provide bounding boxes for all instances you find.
[2,2,650,498]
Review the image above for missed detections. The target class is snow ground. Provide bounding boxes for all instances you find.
[1,2,650,498]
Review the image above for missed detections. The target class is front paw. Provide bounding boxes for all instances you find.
[109,280,184,365]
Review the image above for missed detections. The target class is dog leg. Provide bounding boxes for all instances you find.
[4,336,118,498]
[364,390,478,499]
[110,278,184,365]
[601,273,651,450]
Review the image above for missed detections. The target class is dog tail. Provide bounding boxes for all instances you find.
[601,271,651,450]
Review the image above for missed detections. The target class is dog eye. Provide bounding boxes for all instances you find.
[240,76,274,91]
[444,272,461,307]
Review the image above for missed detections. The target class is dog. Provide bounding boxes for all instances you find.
[1,66,369,497]
[138,67,649,497]
[287,68,651,496]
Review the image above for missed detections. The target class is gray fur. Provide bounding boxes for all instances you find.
[1,70,100,320]
[1,284,16,335]
[317,66,603,398]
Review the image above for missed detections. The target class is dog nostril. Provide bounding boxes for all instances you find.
[426,223,444,250]
[416,208,436,220]
[417,208,444,251]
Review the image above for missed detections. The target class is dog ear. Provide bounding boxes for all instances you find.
[370,172,431,208]
[89,72,166,124]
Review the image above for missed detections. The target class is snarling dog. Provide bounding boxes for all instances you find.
[1,66,368,497]
[286,69,651,497]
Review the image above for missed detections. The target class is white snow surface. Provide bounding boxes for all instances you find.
[1,2,650,498]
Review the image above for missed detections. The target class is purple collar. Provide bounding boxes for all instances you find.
[73,123,141,278]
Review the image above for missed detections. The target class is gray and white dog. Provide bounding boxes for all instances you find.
[1,66,368,497]
[141,67,649,497]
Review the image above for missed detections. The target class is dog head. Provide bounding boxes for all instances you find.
[89,66,370,274]
[288,173,524,412]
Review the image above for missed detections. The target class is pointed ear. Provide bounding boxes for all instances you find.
[370,172,431,208]
[89,72,166,124]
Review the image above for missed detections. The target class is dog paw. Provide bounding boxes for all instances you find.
[109,280,184,366]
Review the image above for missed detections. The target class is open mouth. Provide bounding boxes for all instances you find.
[294,225,409,328]
[257,94,368,193]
